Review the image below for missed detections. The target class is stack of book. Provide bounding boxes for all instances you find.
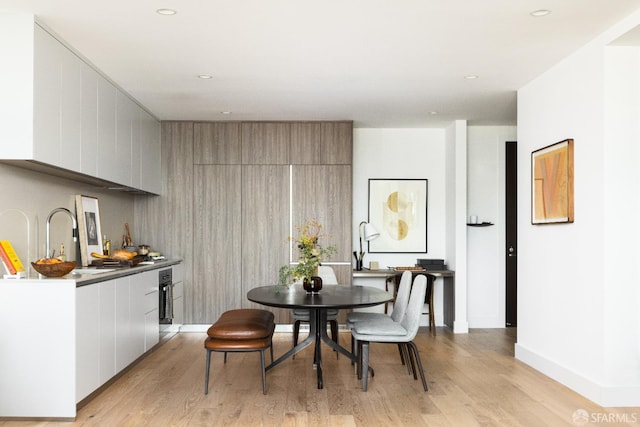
[0,240,26,278]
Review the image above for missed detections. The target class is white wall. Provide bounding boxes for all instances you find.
[516,11,640,407]
[467,126,517,328]
[353,124,469,332]
[353,128,447,324]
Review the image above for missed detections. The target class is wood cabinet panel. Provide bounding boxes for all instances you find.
[241,122,290,164]
[194,122,241,164]
[320,121,352,165]
[134,122,193,317]
[290,122,322,164]
[292,165,352,265]
[193,165,242,324]
[241,165,291,322]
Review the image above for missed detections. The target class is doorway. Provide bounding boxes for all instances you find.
[505,141,517,327]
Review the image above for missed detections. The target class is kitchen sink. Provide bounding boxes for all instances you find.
[72,268,117,275]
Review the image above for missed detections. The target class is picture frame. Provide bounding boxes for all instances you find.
[75,195,104,266]
[368,178,428,253]
[531,139,574,224]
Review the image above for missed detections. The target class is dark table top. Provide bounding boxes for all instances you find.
[247,284,393,310]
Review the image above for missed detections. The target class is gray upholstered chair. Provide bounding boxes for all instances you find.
[351,274,428,392]
[347,270,413,367]
[347,270,412,326]
[292,266,339,351]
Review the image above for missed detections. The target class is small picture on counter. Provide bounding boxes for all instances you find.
[75,195,103,266]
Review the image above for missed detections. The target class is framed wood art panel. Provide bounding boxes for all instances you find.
[531,139,574,224]
[368,178,428,253]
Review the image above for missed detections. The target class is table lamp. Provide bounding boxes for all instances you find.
[354,221,380,270]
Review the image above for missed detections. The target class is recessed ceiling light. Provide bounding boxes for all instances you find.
[197,74,213,79]
[429,111,438,115]
[464,75,479,80]
[530,9,551,17]
[156,8,177,16]
[220,111,232,115]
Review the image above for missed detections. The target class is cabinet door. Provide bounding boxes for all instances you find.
[194,122,241,165]
[33,26,61,164]
[292,164,352,281]
[138,109,161,194]
[99,280,116,384]
[172,281,184,326]
[241,165,290,322]
[320,122,352,165]
[80,62,98,176]
[290,122,322,164]
[76,284,101,402]
[116,92,134,187]
[241,122,290,165]
[97,76,118,183]
[59,44,82,171]
[193,165,242,324]
[115,277,135,372]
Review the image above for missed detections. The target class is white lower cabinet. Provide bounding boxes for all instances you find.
[76,269,162,404]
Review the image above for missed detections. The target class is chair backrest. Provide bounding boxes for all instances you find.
[400,274,427,341]
[390,271,412,322]
[318,265,338,284]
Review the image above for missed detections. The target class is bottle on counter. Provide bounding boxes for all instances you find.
[103,235,111,256]
[57,243,66,262]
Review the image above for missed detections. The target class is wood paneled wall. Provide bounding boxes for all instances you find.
[136,121,353,324]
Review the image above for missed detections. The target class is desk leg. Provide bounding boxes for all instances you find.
[443,276,455,329]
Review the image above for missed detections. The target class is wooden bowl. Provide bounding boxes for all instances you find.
[31,261,77,277]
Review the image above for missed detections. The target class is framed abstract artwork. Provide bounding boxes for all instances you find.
[368,178,428,253]
[531,139,574,224]
[75,195,104,266]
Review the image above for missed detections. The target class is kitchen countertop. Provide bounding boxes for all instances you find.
[5,259,182,286]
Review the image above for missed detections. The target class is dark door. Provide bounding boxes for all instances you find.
[505,141,517,327]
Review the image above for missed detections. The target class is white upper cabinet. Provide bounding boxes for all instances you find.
[0,15,161,195]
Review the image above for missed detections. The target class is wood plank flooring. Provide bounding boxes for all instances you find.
[2,328,638,426]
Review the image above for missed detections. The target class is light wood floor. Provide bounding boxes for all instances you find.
[3,328,638,426]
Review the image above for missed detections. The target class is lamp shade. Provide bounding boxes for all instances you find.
[362,222,380,241]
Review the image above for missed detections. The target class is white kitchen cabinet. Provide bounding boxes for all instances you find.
[135,270,159,351]
[0,16,161,194]
[97,76,118,184]
[116,91,134,187]
[138,109,162,194]
[80,62,99,176]
[76,284,101,402]
[99,280,117,384]
[1,261,179,418]
[171,263,184,326]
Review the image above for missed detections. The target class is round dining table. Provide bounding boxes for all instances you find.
[247,284,393,389]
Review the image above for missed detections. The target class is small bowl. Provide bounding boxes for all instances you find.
[31,261,77,277]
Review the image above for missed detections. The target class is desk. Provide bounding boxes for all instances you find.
[353,269,456,331]
[247,284,392,389]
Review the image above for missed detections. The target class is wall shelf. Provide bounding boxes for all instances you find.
[467,222,494,227]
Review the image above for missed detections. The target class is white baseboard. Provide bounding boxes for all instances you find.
[515,343,640,407]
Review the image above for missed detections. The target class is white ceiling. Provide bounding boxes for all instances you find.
[2,1,640,128]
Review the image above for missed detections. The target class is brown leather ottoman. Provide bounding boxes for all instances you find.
[204,309,275,395]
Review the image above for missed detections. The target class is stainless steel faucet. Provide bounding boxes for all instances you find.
[46,207,78,258]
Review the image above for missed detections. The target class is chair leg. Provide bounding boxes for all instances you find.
[259,349,267,395]
[361,341,370,391]
[204,349,212,395]
[407,341,428,391]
